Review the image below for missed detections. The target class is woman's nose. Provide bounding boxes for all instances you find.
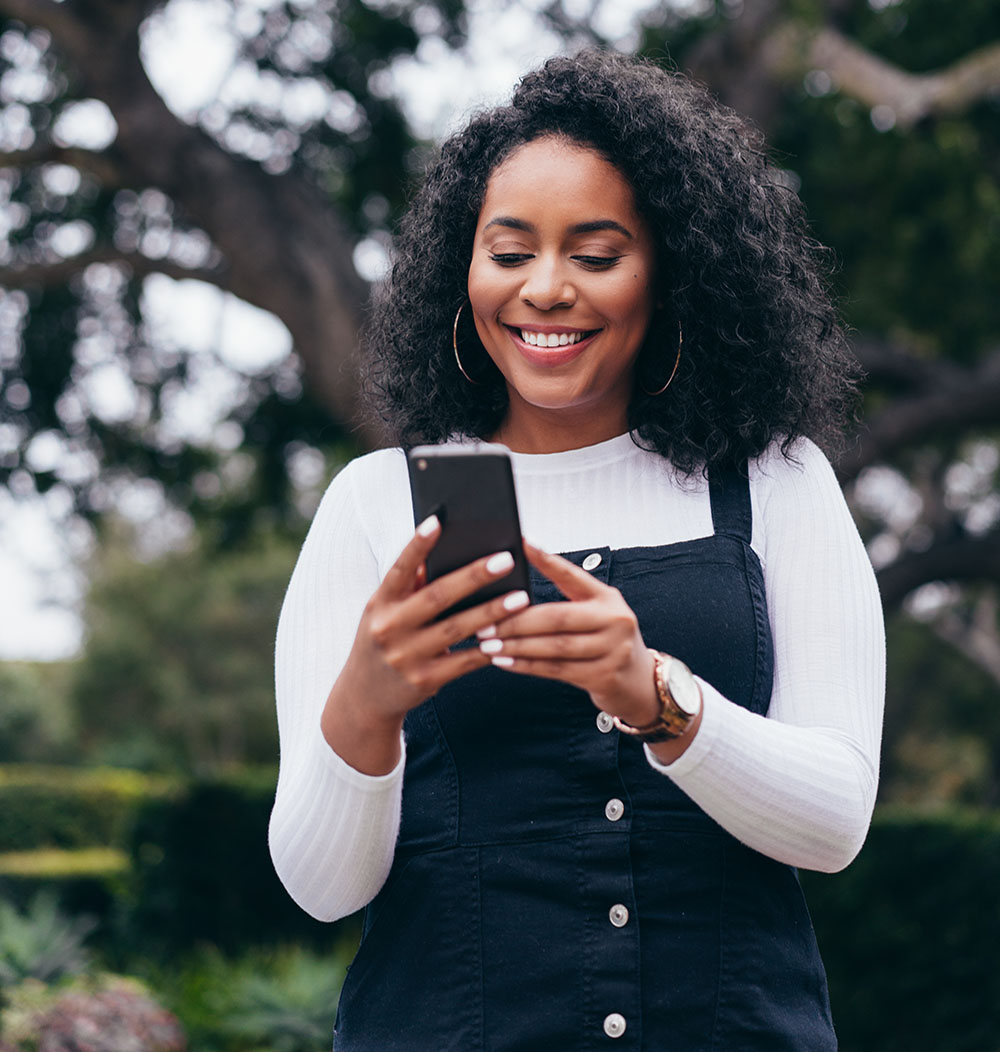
[519,257,576,311]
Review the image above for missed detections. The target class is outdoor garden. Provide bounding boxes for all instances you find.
[2,0,1000,1048]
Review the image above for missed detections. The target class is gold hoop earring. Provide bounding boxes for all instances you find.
[453,302,481,386]
[641,322,683,397]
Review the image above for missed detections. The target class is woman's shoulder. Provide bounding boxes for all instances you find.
[310,447,412,555]
[331,446,408,487]
[749,437,836,489]
[748,437,851,540]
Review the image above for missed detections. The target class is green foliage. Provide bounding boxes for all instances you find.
[0,766,175,852]
[803,809,1000,1052]
[70,532,302,775]
[0,665,75,765]
[127,770,335,955]
[0,849,127,880]
[0,973,186,1052]
[0,893,95,989]
[151,945,349,1052]
[879,612,1000,806]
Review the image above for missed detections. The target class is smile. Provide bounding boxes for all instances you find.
[519,329,591,347]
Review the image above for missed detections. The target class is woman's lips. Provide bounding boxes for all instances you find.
[504,325,600,367]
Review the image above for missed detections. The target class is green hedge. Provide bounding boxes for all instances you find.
[803,808,1000,1052]
[0,766,176,852]
[0,848,128,936]
[127,768,345,955]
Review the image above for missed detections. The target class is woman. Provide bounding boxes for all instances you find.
[271,50,885,1050]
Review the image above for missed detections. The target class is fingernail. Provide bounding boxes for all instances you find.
[486,551,515,575]
[491,656,515,668]
[417,514,440,537]
[479,638,503,655]
[502,590,529,611]
[476,624,497,639]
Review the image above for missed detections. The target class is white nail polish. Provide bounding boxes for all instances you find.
[480,638,503,654]
[476,624,497,640]
[486,551,515,575]
[503,590,529,611]
[492,655,515,668]
[417,514,440,537]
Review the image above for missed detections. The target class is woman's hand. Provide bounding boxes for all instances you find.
[321,515,529,775]
[477,542,661,728]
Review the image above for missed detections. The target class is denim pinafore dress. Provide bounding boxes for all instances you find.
[333,466,837,1051]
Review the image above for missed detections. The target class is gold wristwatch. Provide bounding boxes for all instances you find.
[612,649,702,743]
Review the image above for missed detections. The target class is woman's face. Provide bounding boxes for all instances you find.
[468,135,657,451]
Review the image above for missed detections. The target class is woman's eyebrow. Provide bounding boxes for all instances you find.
[483,216,634,239]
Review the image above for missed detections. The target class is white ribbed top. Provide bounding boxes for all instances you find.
[270,434,885,921]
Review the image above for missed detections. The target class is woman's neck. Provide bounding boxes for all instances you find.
[492,404,630,454]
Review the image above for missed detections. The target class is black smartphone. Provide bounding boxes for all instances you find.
[407,444,531,618]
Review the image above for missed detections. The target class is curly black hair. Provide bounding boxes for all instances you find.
[363,49,858,473]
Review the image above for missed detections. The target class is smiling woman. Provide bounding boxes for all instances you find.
[270,49,884,1051]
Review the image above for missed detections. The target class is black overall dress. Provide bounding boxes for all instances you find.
[333,466,837,1051]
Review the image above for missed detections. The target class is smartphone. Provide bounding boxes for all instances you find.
[407,444,531,618]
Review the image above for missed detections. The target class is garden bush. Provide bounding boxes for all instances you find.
[127,769,343,955]
[0,767,176,852]
[0,975,186,1052]
[803,808,1000,1052]
[0,849,128,937]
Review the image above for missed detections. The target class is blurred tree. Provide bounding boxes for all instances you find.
[0,0,465,539]
[69,525,304,773]
[0,661,75,762]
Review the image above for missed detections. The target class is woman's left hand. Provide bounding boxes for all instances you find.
[478,541,660,728]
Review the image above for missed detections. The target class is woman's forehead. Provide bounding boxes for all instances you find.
[478,137,644,231]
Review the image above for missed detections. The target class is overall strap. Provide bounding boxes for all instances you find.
[708,461,752,542]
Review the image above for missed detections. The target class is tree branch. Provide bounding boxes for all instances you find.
[849,335,967,392]
[837,346,1000,482]
[0,248,230,291]
[0,144,124,186]
[930,591,1000,691]
[877,528,1000,614]
[766,21,1000,127]
[0,0,84,41]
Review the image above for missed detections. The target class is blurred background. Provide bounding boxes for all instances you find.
[0,0,998,1049]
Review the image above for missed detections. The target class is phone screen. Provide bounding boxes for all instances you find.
[407,444,531,618]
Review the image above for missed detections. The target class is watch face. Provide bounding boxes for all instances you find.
[666,661,701,717]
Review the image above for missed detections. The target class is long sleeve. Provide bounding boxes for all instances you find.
[269,455,408,921]
[647,441,885,872]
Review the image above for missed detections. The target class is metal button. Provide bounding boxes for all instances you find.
[609,904,629,928]
[582,552,602,571]
[605,798,624,822]
[596,711,614,734]
[603,1013,627,1038]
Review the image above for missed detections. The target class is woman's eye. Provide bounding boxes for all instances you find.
[489,253,532,266]
[574,255,622,269]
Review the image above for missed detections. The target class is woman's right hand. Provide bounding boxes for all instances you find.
[320,514,528,775]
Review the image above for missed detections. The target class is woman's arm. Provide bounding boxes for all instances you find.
[647,441,885,872]
[269,458,406,921]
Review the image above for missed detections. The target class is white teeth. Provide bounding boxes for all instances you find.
[520,330,586,347]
